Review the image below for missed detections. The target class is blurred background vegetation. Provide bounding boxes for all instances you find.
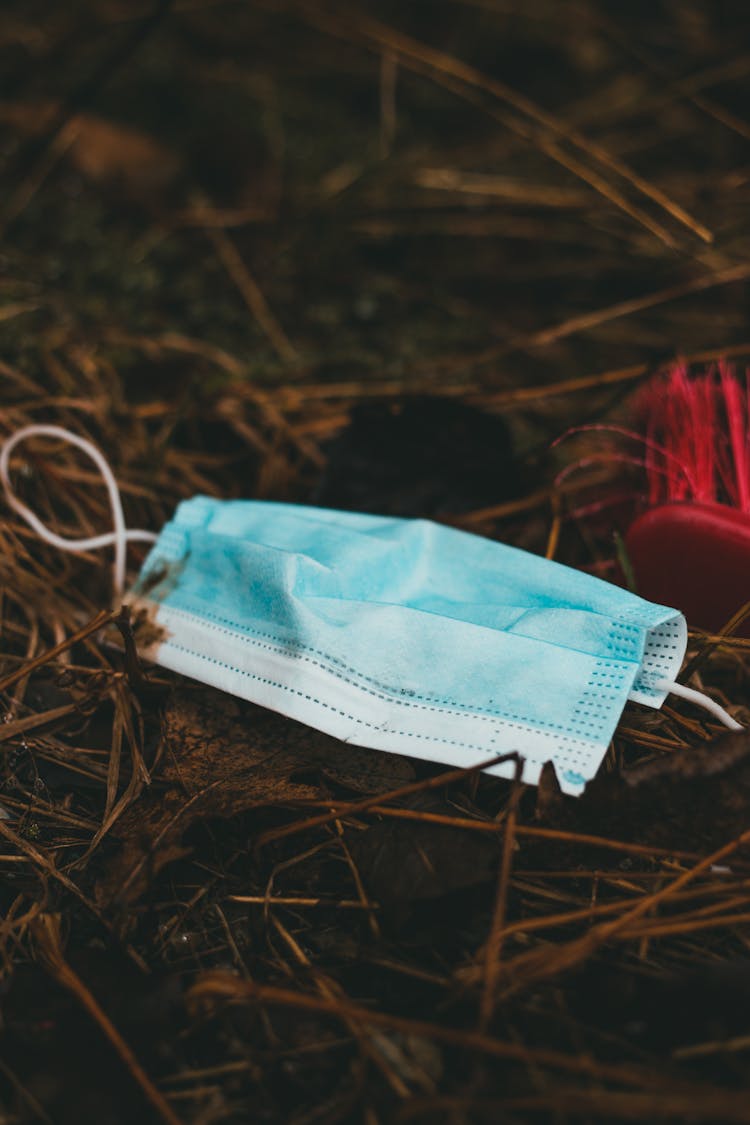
[4,1,750,442]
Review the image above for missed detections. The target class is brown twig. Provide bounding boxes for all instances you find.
[201,199,299,364]
[254,754,516,848]
[479,765,521,1029]
[31,914,185,1125]
[0,608,117,696]
[188,971,719,1093]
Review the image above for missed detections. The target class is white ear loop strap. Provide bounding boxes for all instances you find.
[0,425,158,598]
[653,677,743,731]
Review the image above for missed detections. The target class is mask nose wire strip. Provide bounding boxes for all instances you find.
[653,676,743,731]
[0,424,158,599]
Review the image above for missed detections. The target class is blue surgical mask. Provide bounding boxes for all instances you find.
[131,495,693,796]
[2,428,739,797]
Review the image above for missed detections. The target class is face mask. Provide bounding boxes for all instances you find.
[1,426,740,797]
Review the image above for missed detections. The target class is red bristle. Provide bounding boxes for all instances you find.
[636,361,750,510]
[552,423,693,496]
[672,365,713,502]
[719,362,750,513]
[557,361,750,634]
[686,371,713,502]
[568,490,640,522]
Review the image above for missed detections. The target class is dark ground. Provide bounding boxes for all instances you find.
[3,1,750,1122]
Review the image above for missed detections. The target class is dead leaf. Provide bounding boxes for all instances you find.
[536,729,750,855]
[96,687,415,906]
[346,795,499,910]
[0,101,182,201]
[313,396,519,517]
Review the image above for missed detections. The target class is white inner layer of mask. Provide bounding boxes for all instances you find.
[137,599,650,797]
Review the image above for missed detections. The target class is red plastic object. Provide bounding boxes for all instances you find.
[626,501,750,635]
